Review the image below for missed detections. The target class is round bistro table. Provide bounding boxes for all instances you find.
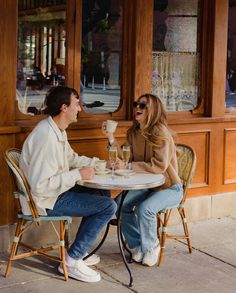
[78,172,165,287]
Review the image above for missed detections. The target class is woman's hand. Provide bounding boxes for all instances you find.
[106,160,111,169]
[102,121,114,142]
[115,158,125,170]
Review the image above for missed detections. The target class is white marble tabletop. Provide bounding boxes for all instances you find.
[78,172,165,191]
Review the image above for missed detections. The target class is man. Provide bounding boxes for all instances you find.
[19,86,117,283]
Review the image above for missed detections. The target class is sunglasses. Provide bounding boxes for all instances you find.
[133,101,147,110]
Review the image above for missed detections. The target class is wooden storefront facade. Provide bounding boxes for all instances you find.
[0,0,236,245]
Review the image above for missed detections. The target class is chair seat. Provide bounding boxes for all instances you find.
[18,213,72,224]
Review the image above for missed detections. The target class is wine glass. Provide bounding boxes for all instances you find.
[122,145,131,169]
[109,146,118,179]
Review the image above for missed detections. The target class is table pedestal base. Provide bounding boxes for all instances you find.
[84,190,133,287]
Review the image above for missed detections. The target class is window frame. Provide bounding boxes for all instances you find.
[15,0,129,126]
[15,0,230,127]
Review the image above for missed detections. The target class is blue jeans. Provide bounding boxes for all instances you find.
[116,183,183,253]
[47,185,117,260]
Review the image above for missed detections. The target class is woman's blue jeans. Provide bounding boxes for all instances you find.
[116,183,183,253]
[46,185,117,260]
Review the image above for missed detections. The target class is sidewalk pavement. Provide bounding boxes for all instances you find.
[1,215,236,293]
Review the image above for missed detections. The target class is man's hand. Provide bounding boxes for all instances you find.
[79,167,95,180]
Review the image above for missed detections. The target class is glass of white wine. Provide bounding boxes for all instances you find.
[122,145,131,169]
[109,146,118,179]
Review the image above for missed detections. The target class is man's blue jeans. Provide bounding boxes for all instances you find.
[47,185,117,260]
[116,183,183,253]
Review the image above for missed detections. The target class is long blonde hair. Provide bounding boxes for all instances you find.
[131,93,174,147]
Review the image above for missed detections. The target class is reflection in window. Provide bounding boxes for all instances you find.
[152,0,199,112]
[81,0,122,114]
[17,0,66,115]
[226,0,236,109]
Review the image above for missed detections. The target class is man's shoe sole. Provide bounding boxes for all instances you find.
[58,266,101,283]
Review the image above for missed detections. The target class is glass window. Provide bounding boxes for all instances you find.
[81,0,122,114]
[17,0,66,115]
[152,0,199,112]
[226,0,236,110]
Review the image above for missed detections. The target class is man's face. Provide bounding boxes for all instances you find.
[64,93,81,123]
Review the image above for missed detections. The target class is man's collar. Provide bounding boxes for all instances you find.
[47,116,67,142]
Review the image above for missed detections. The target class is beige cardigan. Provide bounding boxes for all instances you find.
[114,125,181,190]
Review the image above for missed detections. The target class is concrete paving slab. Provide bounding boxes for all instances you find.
[0,256,131,293]
[97,250,236,293]
[1,216,236,293]
[229,215,236,219]
[199,241,236,266]
[165,216,236,266]
[0,273,131,293]
[168,217,236,249]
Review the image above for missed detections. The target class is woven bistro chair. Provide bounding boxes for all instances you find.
[157,143,197,266]
[4,148,72,280]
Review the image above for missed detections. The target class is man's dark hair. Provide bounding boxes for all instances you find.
[44,86,79,117]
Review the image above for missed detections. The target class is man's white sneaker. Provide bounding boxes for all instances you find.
[58,259,101,282]
[142,243,161,267]
[132,246,144,263]
[83,253,100,266]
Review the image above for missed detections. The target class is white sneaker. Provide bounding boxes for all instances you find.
[83,253,100,266]
[58,259,101,282]
[142,243,161,267]
[132,246,144,263]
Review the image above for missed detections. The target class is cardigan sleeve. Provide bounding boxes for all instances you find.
[20,136,81,199]
[66,142,99,169]
[131,136,175,174]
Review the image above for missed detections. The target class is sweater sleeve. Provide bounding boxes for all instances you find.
[131,136,175,174]
[66,142,99,168]
[21,138,81,199]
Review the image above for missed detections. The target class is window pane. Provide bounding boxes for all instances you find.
[152,0,199,112]
[17,0,66,115]
[81,0,122,114]
[226,0,236,109]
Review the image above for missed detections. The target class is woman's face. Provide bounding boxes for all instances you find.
[134,96,148,124]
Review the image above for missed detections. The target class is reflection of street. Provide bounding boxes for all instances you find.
[17,88,49,113]
[226,93,236,108]
[82,88,120,113]
[17,86,120,115]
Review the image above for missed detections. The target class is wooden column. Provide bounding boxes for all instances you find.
[208,0,228,117]
[0,1,20,225]
[0,0,17,126]
[66,0,76,88]
[131,0,154,102]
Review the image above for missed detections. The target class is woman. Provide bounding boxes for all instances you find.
[103,93,183,267]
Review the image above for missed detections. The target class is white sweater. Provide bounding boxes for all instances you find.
[19,116,98,215]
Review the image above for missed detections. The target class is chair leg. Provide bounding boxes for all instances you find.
[158,211,169,267]
[64,222,70,249]
[5,219,24,277]
[157,215,161,241]
[178,207,192,253]
[59,221,68,281]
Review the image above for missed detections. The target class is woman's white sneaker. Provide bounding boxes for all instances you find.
[142,243,161,267]
[132,246,144,263]
[58,259,101,282]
